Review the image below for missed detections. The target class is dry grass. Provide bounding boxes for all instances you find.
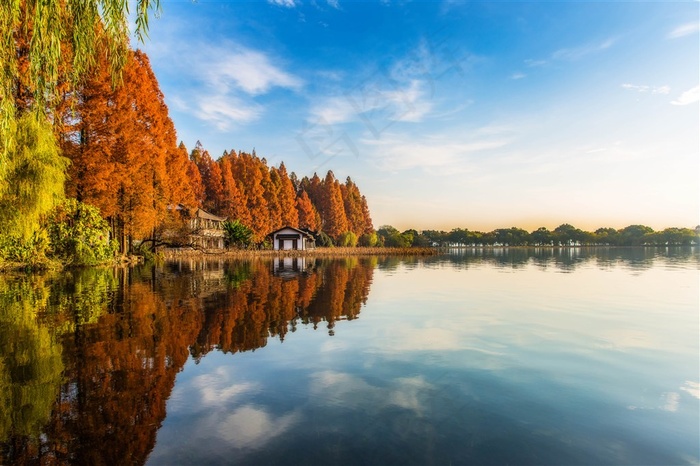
[160,246,437,259]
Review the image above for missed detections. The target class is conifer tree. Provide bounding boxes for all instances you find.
[262,160,282,232]
[62,50,174,251]
[273,163,298,228]
[341,177,365,236]
[322,171,348,240]
[276,162,299,228]
[219,156,248,223]
[194,148,225,215]
[359,195,374,234]
[238,153,270,242]
[296,190,321,232]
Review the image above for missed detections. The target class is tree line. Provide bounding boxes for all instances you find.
[185,143,374,246]
[58,47,374,251]
[376,224,700,248]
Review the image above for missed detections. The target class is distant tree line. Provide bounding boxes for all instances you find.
[375,224,700,248]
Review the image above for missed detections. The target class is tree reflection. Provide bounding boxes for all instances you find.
[192,257,376,357]
[0,267,204,465]
[420,246,699,272]
[0,258,376,464]
[0,276,64,455]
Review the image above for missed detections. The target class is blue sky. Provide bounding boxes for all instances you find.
[137,0,699,231]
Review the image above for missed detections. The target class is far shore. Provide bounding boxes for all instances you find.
[2,244,695,272]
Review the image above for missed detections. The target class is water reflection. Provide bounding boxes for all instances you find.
[0,257,375,465]
[0,276,64,449]
[410,246,700,272]
[0,248,696,465]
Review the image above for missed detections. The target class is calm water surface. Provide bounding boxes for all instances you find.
[0,248,698,465]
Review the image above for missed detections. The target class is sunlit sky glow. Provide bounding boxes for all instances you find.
[136,1,699,231]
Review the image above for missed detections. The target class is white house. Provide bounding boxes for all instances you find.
[270,226,315,251]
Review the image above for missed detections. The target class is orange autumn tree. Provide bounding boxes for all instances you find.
[296,190,320,232]
[236,152,270,242]
[192,144,225,216]
[261,158,282,232]
[341,176,366,237]
[219,156,248,224]
[275,162,299,228]
[63,50,187,252]
[190,145,373,245]
[166,142,200,212]
[321,171,348,240]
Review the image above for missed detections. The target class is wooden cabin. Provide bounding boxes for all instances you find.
[190,208,227,249]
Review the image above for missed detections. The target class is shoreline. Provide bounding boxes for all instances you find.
[159,246,438,260]
[2,244,695,272]
[160,244,697,259]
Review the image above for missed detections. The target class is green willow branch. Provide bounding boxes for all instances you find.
[0,0,160,163]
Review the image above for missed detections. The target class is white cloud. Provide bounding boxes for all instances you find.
[525,38,616,68]
[661,392,680,412]
[206,48,302,96]
[327,0,340,9]
[167,95,189,111]
[680,381,700,399]
[167,365,259,414]
[308,96,356,124]
[268,0,297,7]
[552,37,615,61]
[309,371,432,415]
[668,22,700,39]
[149,40,302,131]
[671,84,700,106]
[306,42,474,132]
[510,72,526,80]
[364,131,510,172]
[621,83,671,95]
[390,38,477,85]
[309,79,433,126]
[524,59,546,67]
[381,79,433,122]
[216,405,300,448]
[195,96,262,130]
[193,369,259,406]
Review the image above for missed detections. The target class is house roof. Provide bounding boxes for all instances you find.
[269,226,315,238]
[195,208,227,222]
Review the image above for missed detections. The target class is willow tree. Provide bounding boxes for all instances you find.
[0,0,159,160]
[0,114,68,245]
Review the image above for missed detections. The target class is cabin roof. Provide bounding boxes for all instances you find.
[195,208,227,222]
[269,226,315,238]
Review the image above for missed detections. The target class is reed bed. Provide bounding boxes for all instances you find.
[160,246,437,260]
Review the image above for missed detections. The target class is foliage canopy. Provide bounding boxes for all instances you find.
[1,0,158,160]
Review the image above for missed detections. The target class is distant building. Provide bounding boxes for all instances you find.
[270,226,315,251]
[190,208,227,249]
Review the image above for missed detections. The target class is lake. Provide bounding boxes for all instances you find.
[0,248,698,465]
